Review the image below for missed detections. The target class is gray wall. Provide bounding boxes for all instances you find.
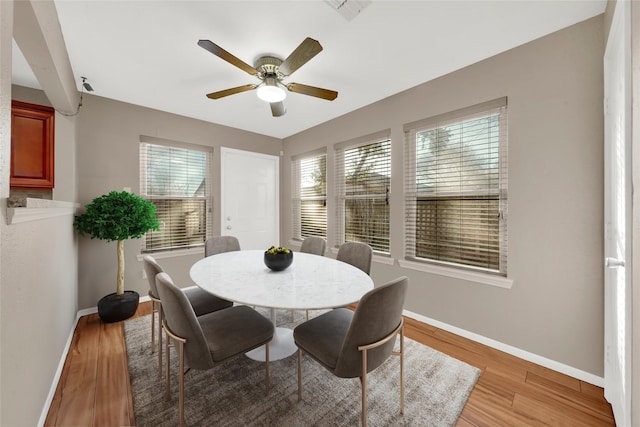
[1,84,79,426]
[74,95,281,309]
[282,16,605,376]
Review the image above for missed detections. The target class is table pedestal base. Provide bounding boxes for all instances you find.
[246,308,298,361]
[246,327,297,361]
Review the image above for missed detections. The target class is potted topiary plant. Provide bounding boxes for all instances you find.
[74,190,160,322]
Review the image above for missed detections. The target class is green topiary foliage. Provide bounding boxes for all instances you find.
[75,191,161,297]
[74,191,160,241]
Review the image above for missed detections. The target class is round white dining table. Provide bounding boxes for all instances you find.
[190,249,374,361]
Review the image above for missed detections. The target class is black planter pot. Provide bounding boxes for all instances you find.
[97,290,140,323]
[264,251,293,271]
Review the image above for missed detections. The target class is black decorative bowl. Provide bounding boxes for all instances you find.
[264,251,293,271]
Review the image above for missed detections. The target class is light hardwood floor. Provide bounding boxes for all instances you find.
[45,302,615,426]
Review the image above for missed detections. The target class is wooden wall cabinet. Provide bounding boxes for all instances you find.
[11,100,55,189]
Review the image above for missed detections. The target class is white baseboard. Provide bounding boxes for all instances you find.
[38,294,152,426]
[403,309,604,387]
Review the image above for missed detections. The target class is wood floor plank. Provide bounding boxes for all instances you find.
[525,363,582,392]
[513,393,616,427]
[93,321,134,426]
[45,315,101,426]
[474,375,516,405]
[581,380,608,400]
[525,371,615,422]
[459,392,539,427]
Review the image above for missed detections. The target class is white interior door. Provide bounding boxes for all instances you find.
[603,2,632,426]
[221,147,279,250]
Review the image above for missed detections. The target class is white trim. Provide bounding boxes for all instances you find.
[7,199,80,225]
[398,259,513,289]
[136,247,204,262]
[403,309,604,387]
[8,207,75,224]
[327,246,395,265]
[77,305,98,317]
[373,254,395,265]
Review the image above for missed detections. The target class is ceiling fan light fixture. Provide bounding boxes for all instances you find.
[256,78,286,103]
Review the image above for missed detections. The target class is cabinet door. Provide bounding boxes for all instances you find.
[11,100,55,189]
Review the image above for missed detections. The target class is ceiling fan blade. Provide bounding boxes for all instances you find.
[286,83,338,101]
[198,40,258,76]
[206,84,257,99]
[270,101,286,117]
[278,37,323,76]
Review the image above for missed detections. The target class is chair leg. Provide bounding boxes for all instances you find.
[361,349,368,427]
[150,300,156,353]
[165,329,171,401]
[400,325,404,415]
[158,305,163,377]
[178,341,185,427]
[265,342,270,395]
[297,349,303,402]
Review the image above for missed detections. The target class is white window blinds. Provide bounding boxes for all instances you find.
[292,151,327,240]
[335,132,391,253]
[139,137,212,252]
[404,97,508,274]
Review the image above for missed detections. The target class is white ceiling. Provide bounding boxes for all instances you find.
[11,0,606,139]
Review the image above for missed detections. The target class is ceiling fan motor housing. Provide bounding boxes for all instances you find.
[255,56,284,79]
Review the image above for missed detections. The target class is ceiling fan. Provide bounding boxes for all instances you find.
[197,37,338,117]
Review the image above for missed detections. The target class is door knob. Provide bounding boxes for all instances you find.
[605,257,625,268]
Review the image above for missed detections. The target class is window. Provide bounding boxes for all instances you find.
[139,137,212,252]
[292,150,327,240]
[335,131,391,253]
[404,98,508,274]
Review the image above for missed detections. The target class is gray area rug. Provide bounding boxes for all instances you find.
[124,309,480,426]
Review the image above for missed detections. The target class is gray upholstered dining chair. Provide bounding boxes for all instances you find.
[205,235,240,257]
[143,255,233,376]
[156,272,274,427]
[300,236,326,256]
[294,276,408,427]
[336,241,373,275]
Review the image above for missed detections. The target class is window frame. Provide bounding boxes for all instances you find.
[403,97,508,277]
[139,135,213,254]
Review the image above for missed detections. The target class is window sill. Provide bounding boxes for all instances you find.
[6,198,80,225]
[327,247,395,266]
[397,259,513,289]
[136,247,204,262]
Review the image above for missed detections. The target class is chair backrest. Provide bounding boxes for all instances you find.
[336,241,373,275]
[205,236,241,257]
[155,272,214,370]
[300,237,326,256]
[334,276,408,378]
[142,255,164,298]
